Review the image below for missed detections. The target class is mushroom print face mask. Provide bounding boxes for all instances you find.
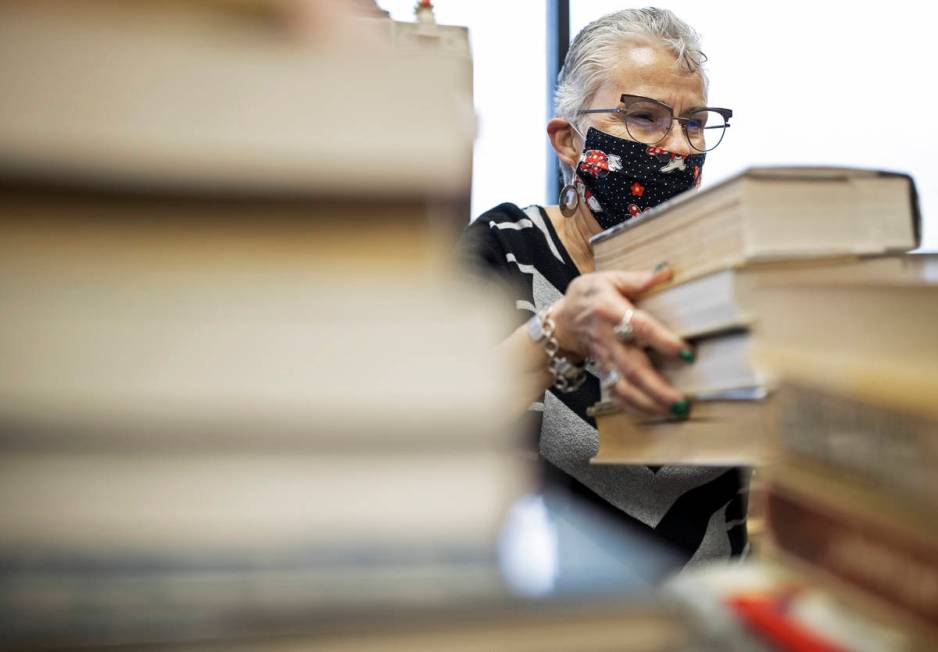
[575,127,706,231]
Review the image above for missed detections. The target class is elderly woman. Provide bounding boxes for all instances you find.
[460,8,746,565]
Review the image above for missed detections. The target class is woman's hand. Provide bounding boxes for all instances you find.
[551,266,692,417]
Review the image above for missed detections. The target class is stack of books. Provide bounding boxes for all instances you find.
[586,166,929,465]
[0,2,538,649]
[670,558,931,651]
[756,354,938,646]
[587,164,938,646]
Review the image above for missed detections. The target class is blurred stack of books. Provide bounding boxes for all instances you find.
[756,356,938,648]
[587,166,929,465]
[670,559,929,652]
[0,2,542,649]
[668,360,938,650]
[4,3,778,651]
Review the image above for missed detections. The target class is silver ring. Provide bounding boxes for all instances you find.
[600,368,621,390]
[613,308,636,344]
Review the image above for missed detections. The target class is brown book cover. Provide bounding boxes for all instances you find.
[766,480,938,633]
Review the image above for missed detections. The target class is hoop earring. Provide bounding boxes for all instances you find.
[559,182,579,217]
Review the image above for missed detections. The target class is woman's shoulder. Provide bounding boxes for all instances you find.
[471,202,537,228]
[460,202,537,256]
[459,201,574,281]
[464,202,560,255]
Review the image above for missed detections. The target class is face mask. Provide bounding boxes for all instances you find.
[573,127,706,231]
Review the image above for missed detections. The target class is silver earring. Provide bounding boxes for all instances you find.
[559,182,579,217]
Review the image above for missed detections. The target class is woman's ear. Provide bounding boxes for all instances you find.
[547,119,582,169]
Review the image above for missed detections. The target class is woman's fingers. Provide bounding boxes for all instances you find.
[595,293,688,359]
[589,275,689,360]
[587,293,689,413]
[609,345,684,411]
[606,374,663,416]
[595,340,683,416]
[605,265,672,298]
[624,308,690,359]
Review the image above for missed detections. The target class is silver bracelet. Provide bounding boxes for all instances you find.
[529,305,588,393]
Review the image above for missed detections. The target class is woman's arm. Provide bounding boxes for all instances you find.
[495,323,556,415]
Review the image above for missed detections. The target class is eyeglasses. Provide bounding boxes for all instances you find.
[578,94,733,152]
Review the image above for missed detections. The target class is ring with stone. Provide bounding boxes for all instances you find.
[613,308,637,344]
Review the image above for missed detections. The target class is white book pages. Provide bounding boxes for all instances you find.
[637,269,747,338]
[656,331,763,396]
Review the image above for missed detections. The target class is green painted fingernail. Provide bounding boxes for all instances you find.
[679,349,695,363]
[654,261,669,272]
[669,399,691,419]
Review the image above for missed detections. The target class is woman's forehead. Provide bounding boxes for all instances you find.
[593,40,706,107]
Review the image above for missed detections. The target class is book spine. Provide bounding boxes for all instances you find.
[776,385,938,506]
[766,486,938,628]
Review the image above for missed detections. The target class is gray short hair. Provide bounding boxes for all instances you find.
[554,8,708,183]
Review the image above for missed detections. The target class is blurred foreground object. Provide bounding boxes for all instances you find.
[0,1,551,648]
[756,354,938,645]
[0,4,825,650]
[663,349,938,649]
[670,561,926,652]
[0,0,473,245]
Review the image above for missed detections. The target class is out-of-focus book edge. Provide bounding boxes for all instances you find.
[0,590,692,652]
[751,346,938,421]
[772,376,938,509]
[669,561,932,652]
[0,2,474,199]
[763,470,938,639]
[0,277,516,449]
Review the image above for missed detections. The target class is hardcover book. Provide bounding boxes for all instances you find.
[591,166,920,287]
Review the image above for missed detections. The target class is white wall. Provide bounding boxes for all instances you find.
[381,1,937,249]
[380,1,547,218]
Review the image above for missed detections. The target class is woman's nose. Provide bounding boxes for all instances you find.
[658,119,692,157]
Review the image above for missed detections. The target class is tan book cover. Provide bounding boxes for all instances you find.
[590,397,777,465]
